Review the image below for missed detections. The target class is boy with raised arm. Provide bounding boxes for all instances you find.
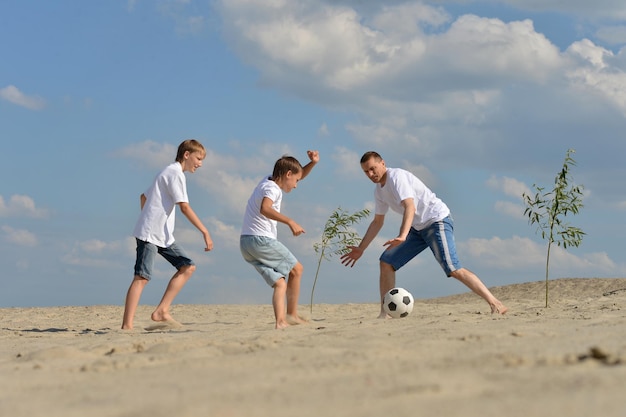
[240,151,319,329]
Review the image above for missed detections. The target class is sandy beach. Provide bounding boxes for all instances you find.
[1,277,625,417]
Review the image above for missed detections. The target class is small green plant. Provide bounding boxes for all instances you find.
[522,148,585,307]
[310,207,370,315]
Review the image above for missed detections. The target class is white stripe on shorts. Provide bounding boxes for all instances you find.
[438,221,455,273]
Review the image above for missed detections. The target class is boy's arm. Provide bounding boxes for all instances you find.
[300,150,320,180]
[178,202,213,251]
[140,194,146,210]
[260,197,305,236]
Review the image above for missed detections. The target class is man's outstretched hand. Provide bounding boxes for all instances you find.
[340,246,363,268]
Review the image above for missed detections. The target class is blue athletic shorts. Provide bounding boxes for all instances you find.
[240,235,298,287]
[134,239,194,280]
[379,216,461,276]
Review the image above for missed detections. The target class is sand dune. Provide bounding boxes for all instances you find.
[1,278,625,417]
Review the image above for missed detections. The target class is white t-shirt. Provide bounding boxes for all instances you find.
[375,167,450,230]
[133,162,189,247]
[241,176,282,239]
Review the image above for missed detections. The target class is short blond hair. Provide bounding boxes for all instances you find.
[176,139,206,162]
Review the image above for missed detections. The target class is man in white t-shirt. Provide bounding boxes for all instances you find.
[121,139,214,330]
[240,151,319,329]
[341,151,508,317]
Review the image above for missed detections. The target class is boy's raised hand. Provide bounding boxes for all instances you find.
[307,150,320,163]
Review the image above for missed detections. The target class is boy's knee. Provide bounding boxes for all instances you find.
[291,262,303,277]
[180,264,196,275]
[132,276,149,287]
[273,277,287,289]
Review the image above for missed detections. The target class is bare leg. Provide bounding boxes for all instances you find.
[449,268,508,314]
[272,278,289,329]
[378,261,396,319]
[286,262,307,325]
[121,276,148,330]
[151,264,196,324]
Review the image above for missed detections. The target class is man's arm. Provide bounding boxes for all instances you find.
[383,198,415,249]
[178,202,213,251]
[340,214,385,267]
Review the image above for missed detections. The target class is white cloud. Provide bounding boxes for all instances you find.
[0,195,49,218]
[176,216,239,251]
[218,2,563,100]
[1,225,38,247]
[459,235,620,276]
[208,216,240,249]
[114,140,177,169]
[215,1,598,169]
[332,146,362,179]
[493,201,525,219]
[565,39,626,115]
[486,175,531,199]
[0,85,45,110]
[61,237,135,268]
[432,16,562,83]
[595,25,626,45]
[484,176,532,219]
[194,154,263,219]
[77,239,116,254]
[218,1,411,92]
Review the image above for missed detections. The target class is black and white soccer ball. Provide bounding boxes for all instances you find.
[383,287,414,318]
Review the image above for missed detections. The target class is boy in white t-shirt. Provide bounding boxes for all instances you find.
[341,151,508,317]
[240,151,319,329]
[121,139,213,330]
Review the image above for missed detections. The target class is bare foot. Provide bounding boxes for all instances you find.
[147,310,183,330]
[151,309,173,322]
[377,310,392,319]
[286,314,308,325]
[490,301,509,315]
[145,319,183,331]
[275,320,289,330]
[118,326,140,333]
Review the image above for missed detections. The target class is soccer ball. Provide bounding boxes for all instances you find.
[383,287,414,318]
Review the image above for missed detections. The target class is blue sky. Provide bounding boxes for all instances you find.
[2,0,626,309]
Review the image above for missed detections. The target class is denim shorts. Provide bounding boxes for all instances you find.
[379,216,462,276]
[134,239,195,280]
[240,235,298,287]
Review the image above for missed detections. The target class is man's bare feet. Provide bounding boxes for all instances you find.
[377,309,392,319]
